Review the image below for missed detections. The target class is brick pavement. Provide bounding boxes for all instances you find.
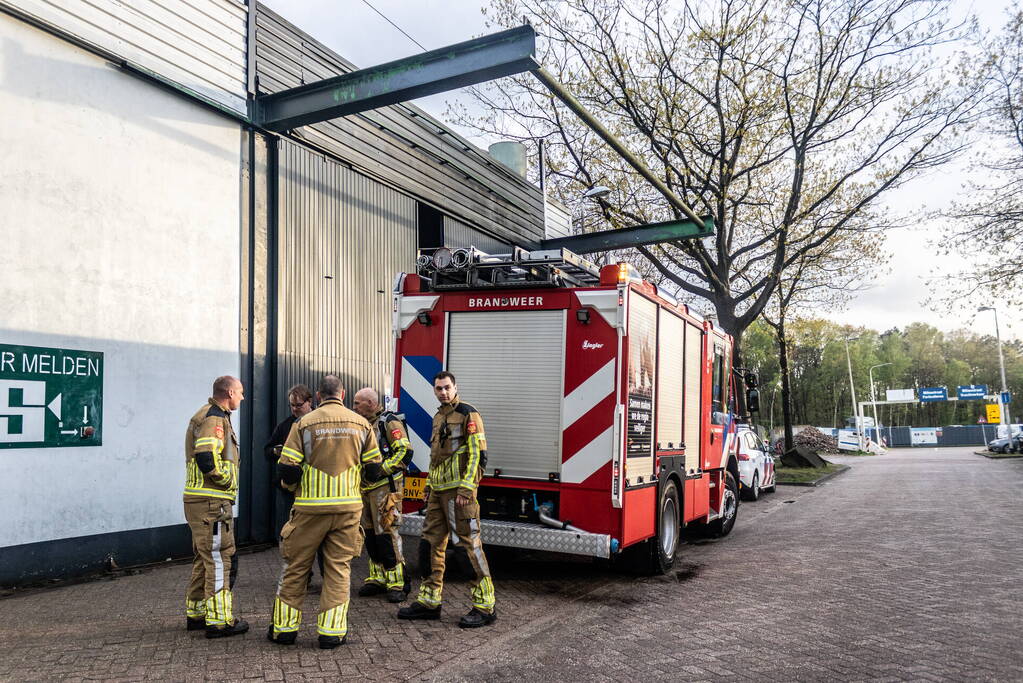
[1,447,1021,681]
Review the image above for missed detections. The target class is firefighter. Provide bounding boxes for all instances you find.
[267,375,383,649]
[397,371,496,628]
[352,387,413,603]
[183,375,249,638]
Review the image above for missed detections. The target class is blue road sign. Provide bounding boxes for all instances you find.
[1002,391,1012,405]
[919,387,948,402]
[957,385,988,400]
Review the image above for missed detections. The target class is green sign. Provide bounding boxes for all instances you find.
[0,343,103,449]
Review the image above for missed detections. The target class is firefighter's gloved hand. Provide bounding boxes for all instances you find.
[362,461,387,485]
[455,493,471,508]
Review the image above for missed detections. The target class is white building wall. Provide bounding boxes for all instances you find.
[0,15,242,548]
[0,0,248,113]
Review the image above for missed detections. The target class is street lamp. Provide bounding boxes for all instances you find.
[582,185,612,200]
[869,362,892,448]
[843,336,861,449]
[978,306,1012,433]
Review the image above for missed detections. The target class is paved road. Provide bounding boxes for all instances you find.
[1,447,1021,681]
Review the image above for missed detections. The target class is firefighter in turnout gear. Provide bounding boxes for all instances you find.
[267,375,383,649]
[183,376,250,638]
[352,387,413,603]
[397,371,497,628]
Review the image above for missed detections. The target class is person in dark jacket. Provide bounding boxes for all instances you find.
[264,384,323,581]
[264,384,313,464]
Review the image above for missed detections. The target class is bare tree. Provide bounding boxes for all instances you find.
[937,2,1023,307]
[455,0,979,360]
[760,230,881,450]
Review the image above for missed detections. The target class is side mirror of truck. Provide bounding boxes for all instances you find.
[746,388,760,413]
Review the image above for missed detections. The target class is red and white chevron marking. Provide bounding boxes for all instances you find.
[560,326,618,484]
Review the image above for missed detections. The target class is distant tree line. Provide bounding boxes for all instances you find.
[743,320,1023,430]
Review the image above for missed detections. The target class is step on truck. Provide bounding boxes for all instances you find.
[394,246,749,573]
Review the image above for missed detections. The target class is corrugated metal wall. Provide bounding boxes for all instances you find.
[443,216,511,254]
[254,4,545,248]
[0,0,248,113]
[277,139,417,403]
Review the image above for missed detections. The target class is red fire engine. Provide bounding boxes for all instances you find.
[394,247,747,573]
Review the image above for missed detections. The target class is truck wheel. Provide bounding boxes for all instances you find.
[744,472,760,502]
[650,479,681,574]
[616,479,680,575]
[708,472,739,537]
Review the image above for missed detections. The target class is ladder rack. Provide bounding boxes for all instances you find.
[417,246,602,290]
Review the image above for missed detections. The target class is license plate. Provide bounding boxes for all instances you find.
[403,475,427,501]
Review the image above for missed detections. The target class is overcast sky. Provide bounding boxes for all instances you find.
[262,0,1020,342]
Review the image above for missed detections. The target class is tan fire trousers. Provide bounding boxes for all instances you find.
[184,499,238,627]
[271,508,363,638]
[417,489,495,613]
[360,479,406,591]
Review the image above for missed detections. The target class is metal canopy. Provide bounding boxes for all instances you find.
[254,26,538,131]
[540,217,714,254]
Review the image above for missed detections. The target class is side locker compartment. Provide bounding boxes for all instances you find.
[683,322,708,522]
[621,292,658,547]
[683,322,703,475]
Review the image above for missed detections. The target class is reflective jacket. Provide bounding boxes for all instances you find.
[426,396,487,498]
[183,398,239,503]
[278,397,381,513]
[361,409,412,493]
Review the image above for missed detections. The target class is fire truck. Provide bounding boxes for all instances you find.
[394,246,749,573]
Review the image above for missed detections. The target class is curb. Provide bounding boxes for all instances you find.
[977,451,1023,459]
[776,464,851,487]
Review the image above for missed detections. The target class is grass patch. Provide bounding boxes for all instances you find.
[776,462,845,483]
[982,451,1023,459]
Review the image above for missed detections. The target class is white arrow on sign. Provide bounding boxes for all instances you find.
[83,405,89,424]
[48,393,62,419]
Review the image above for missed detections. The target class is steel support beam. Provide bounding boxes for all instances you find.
[255,26,537,131]
[540,217,714,254]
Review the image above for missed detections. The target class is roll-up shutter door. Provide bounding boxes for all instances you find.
[447,310,565,479]
[657,311,684,449]
[683,323,703,474]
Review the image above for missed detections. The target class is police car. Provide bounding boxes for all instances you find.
[736,425,775,501]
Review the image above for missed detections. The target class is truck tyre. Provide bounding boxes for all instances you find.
[708,471,739,537]
[616,479,681,575]
[649,479,681,574]
[744,471,760,502]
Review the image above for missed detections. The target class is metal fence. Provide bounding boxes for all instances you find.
[860,425,1002,447]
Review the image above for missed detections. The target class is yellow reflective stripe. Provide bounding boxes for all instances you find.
[194,437,222,448]
[205,588,233,625]
[297,463,361,503]
[361,447,381,463]
[382,439,409,473]
[458,434,483,490]
[272,597,302,633]
[184,487,236,501]
[417,584,442,607]
[385,563,405,591]
[317,601,350,636]
[471,576,495,610]
[281,446,304,463]
[293,496,362,506]
[427,451,464,489]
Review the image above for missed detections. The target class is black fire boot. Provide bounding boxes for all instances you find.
[266,624,297,645]
[386,588,408,604]
[318,634,348,650]
[397,601,441,620]
[357,582,388,597]
[458,608,497,629]
[205,618,249,639]
[186,617,206,631]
